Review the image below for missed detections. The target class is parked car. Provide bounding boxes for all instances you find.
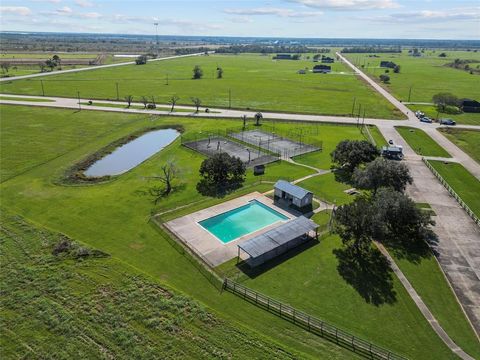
[440,118,456,126]
[420,117,432,123]
[415,110,425,119]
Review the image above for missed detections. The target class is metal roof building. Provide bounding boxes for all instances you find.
[274,180,313,209]
[238,216,318,267]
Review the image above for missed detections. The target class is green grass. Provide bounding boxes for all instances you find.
[0,211,303,359]
[298,172,353,205]
[81,101,195,112]
[238,234,459,359]
[0,105,376,359]
[438,128,480,163]
[0,95,54,102]
[344,50,480,106]
[0,53,404,119]
[1,104,476,359]
[390,252,480,359]
[406,104,480,126]
[396,126,451,157]
[428,160,480,217]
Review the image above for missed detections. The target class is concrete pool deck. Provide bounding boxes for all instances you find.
[164,192,294,267]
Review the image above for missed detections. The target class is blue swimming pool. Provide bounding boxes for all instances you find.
[199,200,289,243]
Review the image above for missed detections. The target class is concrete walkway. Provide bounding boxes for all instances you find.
[0,52,207,82]
[378,125,480,336]
[376,242,476,360]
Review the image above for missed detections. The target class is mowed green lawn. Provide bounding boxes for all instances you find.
[344,50,480,105]
[1,104,477,359]
[429,160,480,217]
[396,126,451,157]
[438,128,480,163]
[0,54,403,119]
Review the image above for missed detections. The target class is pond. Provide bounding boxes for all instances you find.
[84,129,180,177]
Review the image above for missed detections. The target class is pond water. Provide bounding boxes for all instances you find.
[84,129,180,177]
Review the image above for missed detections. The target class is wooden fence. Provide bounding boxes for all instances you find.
[223,279,408,360]
[422,158,480,226]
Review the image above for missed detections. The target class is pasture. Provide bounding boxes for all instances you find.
[344,50,480,105]
[1,104,478,359]
[0,54,403,119]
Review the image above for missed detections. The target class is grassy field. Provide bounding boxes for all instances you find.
[406,104,480,126]
[81,101,195,112]
[396,126,451,157]
[343,50,480,106]
[0,53,404,119]
[428,160,480,217]
[298,172,353,205]
[438,128,480,163]
[0,211,305,359]
[1,104,477,359]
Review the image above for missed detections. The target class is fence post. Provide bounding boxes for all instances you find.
[279,303,282,317]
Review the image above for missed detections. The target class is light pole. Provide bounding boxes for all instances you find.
[153,22,159,57]
[408,85,413,102]
[77,91,81,111]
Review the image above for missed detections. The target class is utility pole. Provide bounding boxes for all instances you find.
[351,97,356,117]
[40,80,45,96]
[362,108,366,126]
[116,82,119,100]
[357,104,362,127]
[408,85,413,102]
[77,91,81,111]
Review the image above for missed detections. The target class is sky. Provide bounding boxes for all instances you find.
[0,0,479,39]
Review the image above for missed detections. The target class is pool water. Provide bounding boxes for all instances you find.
[199,200,289,243]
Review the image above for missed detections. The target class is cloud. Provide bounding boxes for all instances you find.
[358,8,480,23]
[230,16,254,23]
[289,0,400,10]
[0,6,32,16]
[111,14,222,31]
[224,7,323,18]
[74,0,93,7]
[28,0,62,3]
[80,12,101,18]
[56,6,73,15]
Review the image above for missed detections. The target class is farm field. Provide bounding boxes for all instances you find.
[0,54,404,119]
[438,128,480,163]
[396,126,451,157]
[428,160,480,218]
[1,104,477,359]
[407,104,480,126]
[343,50,480,120]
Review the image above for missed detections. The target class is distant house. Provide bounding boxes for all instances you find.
[274,180,313,209]
[321,56,335,63]
[380,61,397,68]
[274,54,292,60]
[313,64,331,73]
[460,99,480,113]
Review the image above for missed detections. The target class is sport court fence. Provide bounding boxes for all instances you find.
[223,279,407,360]
[422,158,479,226]
[226,124,323,159]
[181,131,279,167]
